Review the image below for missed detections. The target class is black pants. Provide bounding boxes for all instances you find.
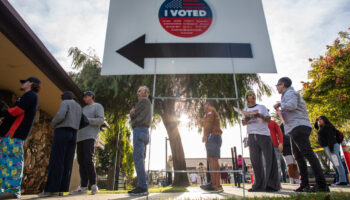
[248,134,280,190]
[45,127,77,192]
[77,139,97,187]
[290,126,326,187]
[167,172,172,186]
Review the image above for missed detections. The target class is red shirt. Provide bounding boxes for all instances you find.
[268,120,283,147]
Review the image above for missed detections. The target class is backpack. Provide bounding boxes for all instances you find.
[335,130,344,144]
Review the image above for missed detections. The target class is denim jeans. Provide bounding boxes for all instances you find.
[324,143,347,183]
[133,127,149,190]
[274,147,282,182]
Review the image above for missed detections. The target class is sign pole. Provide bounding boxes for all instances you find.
[146,59,157,200]
[231,59,246,199]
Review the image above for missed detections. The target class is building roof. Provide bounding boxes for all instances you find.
[0,0,82,116]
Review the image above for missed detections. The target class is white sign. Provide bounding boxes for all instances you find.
[102,0,277,75]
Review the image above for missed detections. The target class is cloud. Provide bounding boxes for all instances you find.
[11,0,109,71]
[261,0,350,86]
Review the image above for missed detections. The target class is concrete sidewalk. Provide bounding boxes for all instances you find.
[21,184,350,200]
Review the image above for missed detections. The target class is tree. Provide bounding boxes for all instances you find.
[68,47,272,186]
[302,28,350,146]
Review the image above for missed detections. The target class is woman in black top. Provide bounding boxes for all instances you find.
[315,116,347,186]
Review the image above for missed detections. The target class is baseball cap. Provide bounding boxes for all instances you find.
[84,91,95,97]
[20,77,41,84]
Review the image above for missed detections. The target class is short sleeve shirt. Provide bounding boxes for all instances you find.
[242,104,270,136]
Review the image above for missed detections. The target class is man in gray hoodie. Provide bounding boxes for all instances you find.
[274,77,329,193]
[70,91,104,195]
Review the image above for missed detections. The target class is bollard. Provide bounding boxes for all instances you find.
[341,142,350,181]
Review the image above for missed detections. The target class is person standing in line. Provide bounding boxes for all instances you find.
[0,77,40,199]
[225,163,231,184]
[70,91,105,195]
[40,91,82,197]
[198,162,206,185]
[242,90,280,192]
[127,86,152,196]
[274,77,329,192]
[268,119,284,183]
[199,100,223,192]
[280,124,300,185]
[166,155,173,186]
[314,116,348,186]
[220,163,227,184]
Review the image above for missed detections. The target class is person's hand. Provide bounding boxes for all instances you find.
[255,113,264,118]
[315,117,320,123]
[202,136,207,143]
[196,117,202,125]
[130,108,135,115]
[278,143,283,153]
[274,103,281,110]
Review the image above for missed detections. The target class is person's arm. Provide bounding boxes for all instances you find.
[276,122,283,145]
[275,122,284,152]
[325,126,335,153]
[256,113,270,123]
[88,104,105,126]
[314,120,319,130]
[280,91,298,111]
[6,92,34,117]
[51,101,69,127]
[242,116,251,126]
[133,99,150,125]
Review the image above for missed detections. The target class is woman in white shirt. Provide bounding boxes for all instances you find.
[242,90,280,192]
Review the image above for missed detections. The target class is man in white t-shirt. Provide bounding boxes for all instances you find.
[242,90,280,192]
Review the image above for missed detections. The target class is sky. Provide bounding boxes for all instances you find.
[9,0,350,170]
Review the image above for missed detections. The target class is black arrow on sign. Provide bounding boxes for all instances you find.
[116,34,253,69]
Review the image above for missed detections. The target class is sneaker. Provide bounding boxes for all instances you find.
[308,185,330,193]
[294,184,310,192]
[331,182,347,187]
[128,187,148,196]
[200,183,215,191]
[128,188,137,194]
[38,192,59,197]
[91,184,99,195]
[248,188,264,192]
[69,186,88,195]
[213,185,224,193]
[0,192,18,199]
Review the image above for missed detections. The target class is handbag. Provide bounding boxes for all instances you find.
[79,114,89,129]
[243,137,249,148]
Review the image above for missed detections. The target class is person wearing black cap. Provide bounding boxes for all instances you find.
[70,91,104,195]
[0,77,40,199]
[39,91,82,197]
[274,77,329,192]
